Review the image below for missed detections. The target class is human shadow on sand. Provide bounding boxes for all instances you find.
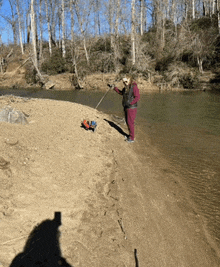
[10,212,72,267]
[104,119,128,138]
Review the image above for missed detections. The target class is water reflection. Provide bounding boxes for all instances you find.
[139,91,220,252]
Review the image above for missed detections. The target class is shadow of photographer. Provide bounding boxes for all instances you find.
[10,212,72,267]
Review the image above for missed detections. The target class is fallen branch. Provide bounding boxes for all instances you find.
[0,235,28,246]
[1,56,31,77]
[6,48,13,59]
[14,57,31,73]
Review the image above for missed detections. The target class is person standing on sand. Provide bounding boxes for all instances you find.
[109,75,140,143]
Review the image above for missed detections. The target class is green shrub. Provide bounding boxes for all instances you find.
[190,16,217,32]
[155,56,174,71]
[180,73,198,88]
[91,37,111,52]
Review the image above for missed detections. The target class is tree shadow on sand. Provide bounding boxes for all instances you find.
[104,119,128,138]
[10,212,72,267]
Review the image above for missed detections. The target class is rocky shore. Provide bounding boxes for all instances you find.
[0,95,219,266]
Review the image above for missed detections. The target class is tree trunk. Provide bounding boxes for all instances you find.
[202,1,205,16]
[109,0,114,49]
[185,0,189,21]
[73,1,90,65]
[114,0,121,71]
[171,0,176,23]
[197,56,203,73]
[140,0,144,35]
[61,0,66,58]
[50,0,57,45]
[213,0,217,14]
[70,0,74,45]
[131,0,136,65]
[95,0,101,35]
[161,13,165,51]
[70,0,76,77]
[39,0,43,60]
[16,0,24,54]
[8,0,17,45]
[58,11,62,48]
[69,0,83,90]
[115,0,121,38]
[45,0,52,56]
[217,0,220,33]
[30,0,37,67]
[192,0,195,19]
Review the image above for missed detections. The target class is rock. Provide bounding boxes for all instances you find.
[0,106,28,125]
[44,81,55,90]
[0,156,10,169]
[5,138,18,146]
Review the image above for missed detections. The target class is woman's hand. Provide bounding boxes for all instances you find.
[107,83,115,89]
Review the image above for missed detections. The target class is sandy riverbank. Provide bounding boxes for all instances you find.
[0,95,219,266]
[0,71,164,92]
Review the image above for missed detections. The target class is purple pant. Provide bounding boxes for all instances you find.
[125,108,137,140]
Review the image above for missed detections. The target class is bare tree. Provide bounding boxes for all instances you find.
[131,0,136,65]
[94,0,101,35]
[15,0,24,54]
[217,0,220,34]
[70,0,77,75]
[192,0,196,18]
[39,0,43,59]
[70,0,75,44]
[73,0,90,64]
[213,0,217,14]
[30,0,37,66]
[61,0,66,58]
[140,0,144,35]
[109,0,114,49]
[0,0,18,45]
[115,0,121,38]
[45,0,52,56]
[50,0,58,44]
[114,0,121,71]
[170,0,176,23]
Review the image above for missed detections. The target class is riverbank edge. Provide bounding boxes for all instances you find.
[0,71,216,93]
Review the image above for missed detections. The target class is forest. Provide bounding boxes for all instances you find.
[0,0,220,89]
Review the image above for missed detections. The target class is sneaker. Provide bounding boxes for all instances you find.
[126,138,134,143]
[124,135,129,141]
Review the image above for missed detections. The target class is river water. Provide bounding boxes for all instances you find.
[1,88,220,255]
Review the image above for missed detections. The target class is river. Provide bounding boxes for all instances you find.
[1,87,220,255]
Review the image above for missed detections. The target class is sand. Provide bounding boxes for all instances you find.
[0,95,219,266]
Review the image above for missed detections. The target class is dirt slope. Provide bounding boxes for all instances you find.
[0,96,219,266]
[0,71,159,92]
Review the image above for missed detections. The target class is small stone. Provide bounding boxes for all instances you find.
[5,138,18,146]
[0,157,10,169]
[3,208,14,216]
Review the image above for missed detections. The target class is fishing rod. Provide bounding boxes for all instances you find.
[95,82,117,109]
